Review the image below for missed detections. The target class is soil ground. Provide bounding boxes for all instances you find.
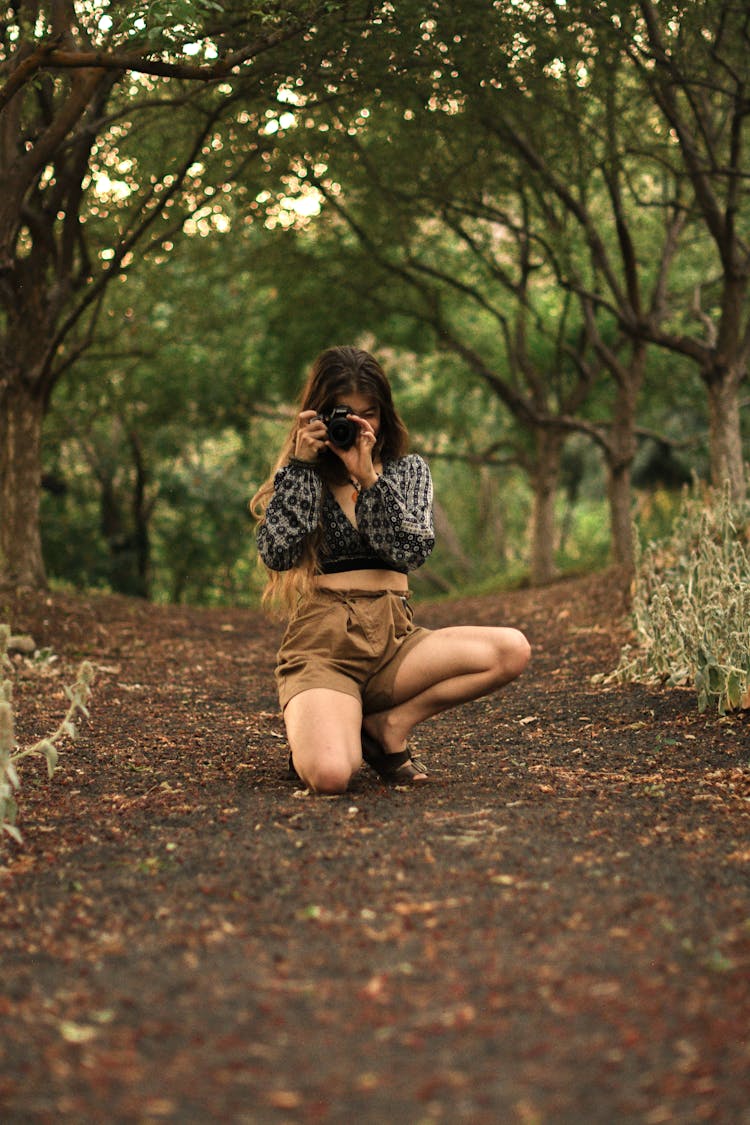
[1,571,749,1124]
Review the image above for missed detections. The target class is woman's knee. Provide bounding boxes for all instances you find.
[284,689,362,794]
[302,758,355,795]
[495,627,531,683]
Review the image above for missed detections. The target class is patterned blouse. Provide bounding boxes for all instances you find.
[256,454,435,575]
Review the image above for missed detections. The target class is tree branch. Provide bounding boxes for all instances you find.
[0,20,309,114]
[482,113,628,312]
[636,0,730,257]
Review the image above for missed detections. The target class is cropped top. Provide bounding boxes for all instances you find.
[256,454,435,575]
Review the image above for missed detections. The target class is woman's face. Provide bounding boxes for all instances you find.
[334,391,381,437]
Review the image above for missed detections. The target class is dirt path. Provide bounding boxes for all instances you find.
[1,572,749,1123]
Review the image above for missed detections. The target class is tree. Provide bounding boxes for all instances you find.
[294,0,747,575]
[41,217,292,600]
[614,0,750,499]
[0,0,376,587]
[447,0,695,577]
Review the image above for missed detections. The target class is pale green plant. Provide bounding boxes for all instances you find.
[613,479,750,714]
[1,624,95,844]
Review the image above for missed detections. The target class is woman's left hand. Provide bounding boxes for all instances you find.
[330,415,379,488]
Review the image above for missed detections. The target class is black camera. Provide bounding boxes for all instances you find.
[321,405,358,450]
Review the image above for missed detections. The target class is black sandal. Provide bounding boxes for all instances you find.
[361,731,429,784]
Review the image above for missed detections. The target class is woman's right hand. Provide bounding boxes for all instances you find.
[293,410,328,463]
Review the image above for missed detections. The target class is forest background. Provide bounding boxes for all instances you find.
[0,0,748,608]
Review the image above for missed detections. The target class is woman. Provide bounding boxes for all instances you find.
[252,345,530,794]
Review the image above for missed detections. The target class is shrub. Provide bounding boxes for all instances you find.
[613,479,750,714]
[1,625,95,844]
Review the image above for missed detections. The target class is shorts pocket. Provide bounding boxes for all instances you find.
[392,594,414,636]
[281,598,347,658]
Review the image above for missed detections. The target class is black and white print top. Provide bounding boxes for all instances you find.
[256,454,435,575]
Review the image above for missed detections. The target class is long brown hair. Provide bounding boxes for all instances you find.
[251,346,409,612]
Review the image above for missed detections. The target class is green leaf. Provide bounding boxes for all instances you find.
[41,740,59,779]
[3,820,23,844]
[726,670,743,711]
[2,794,19,825]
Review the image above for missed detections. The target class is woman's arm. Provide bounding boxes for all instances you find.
[256,462,322,571]
[355,454,435,570]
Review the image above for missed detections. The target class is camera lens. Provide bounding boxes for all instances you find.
[328,418,358,449]
[325,407,358,450]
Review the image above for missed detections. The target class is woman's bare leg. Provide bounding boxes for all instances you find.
[363,626,530,757]
[284,688,363,794]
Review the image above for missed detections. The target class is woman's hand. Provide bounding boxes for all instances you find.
[293,410,328,462]
[333,414,379,488]
[294,409,379,487]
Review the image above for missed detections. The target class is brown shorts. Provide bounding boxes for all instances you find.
[275,588,431,714]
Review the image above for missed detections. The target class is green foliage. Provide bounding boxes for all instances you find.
[613,480,750,714]
[150,431,264,605]
[0,629,95,845]
[41,226,286,603]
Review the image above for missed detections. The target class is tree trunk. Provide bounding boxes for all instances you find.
[704,368,746,503]
[129,429,152,597]
[605,368,640,579]
[530,428,563,585]
[478,465,507,566]
[99,477,150,599]
[0,382,47,587]
[433,498,473,578]
[607,457,634,576]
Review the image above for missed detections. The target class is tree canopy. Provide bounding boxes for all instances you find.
[1,0,747,599]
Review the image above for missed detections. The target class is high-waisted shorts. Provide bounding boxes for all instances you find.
[275,588,431,714]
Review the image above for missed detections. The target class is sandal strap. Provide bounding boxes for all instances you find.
[361,731,428,782]
[381,748,412,772]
